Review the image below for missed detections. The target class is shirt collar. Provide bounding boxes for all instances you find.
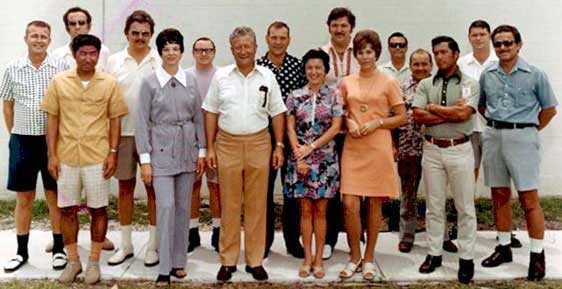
[67,68,106,81]
[487,56,531,74]
[156,66,186,88]
[433,66,463,85]
[123,47,160,64]
[19,53,57,69]
[227,63,263,77]
[382,61,408,73]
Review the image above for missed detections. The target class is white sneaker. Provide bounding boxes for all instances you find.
[144,249,159,267]
[322,245,333,260]
[107,246,134,266]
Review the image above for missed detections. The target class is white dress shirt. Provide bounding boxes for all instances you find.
[380,61,411,84]
[106,47,161,136]
[321,41,359,87]
[202,64,287,135]
[52,42,111,71]
[457,51,498,132]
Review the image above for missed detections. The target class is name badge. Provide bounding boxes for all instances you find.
[462,86,471,98]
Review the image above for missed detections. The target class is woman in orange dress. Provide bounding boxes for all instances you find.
[339,30,407,281]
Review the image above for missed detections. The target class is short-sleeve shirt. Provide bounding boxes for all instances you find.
[479,57,558,125]
[202,64,287,135]
[397,77,423,159]
[412,68,479,139]
[257,53,306,101]
[105,47,160,136]
[41,69,128,166]
[0,55,69,135]
[380,61,411,84]
[52,43,111,71]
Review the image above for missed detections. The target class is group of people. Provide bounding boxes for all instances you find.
[0,5,557,286]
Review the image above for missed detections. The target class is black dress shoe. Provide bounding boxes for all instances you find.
[527,250,545,281]
[458,258,474,284]
[155,274,170,287]
[211,227,220,252]
[511,234,522,248]
[245,265,268,281]
[287,245,305,259]
[398,241,413,253]
[482,245,512,267]
[216,265,237,282]
[419,255,442,273]
[188,227,201,253]
[443,240,458,253]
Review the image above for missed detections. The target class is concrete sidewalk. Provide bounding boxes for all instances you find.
[0,230,560,283]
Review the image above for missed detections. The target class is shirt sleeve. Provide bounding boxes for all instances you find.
[478,73,488,112]
[202,73,220,113]
[41,79,60,115]
[387,78,405,107]
[107,79,128,118]
[535,69,558,109]
[285,91,296,115]
[332,87,345,117]
[267,75,287,116]
[0,67,14,101]
[412,80,429,109]
[135,77,153,160]
[465,79,480,111]
[191,76,206,152]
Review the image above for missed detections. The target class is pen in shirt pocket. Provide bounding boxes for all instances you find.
[259,85,269,107]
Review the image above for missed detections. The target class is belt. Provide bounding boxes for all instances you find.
[152,120,194,160]
[424,135,470,148]
[487,119,537,129]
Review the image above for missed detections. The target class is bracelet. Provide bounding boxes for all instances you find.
[309,142,316,150]
[379,119,384,127]
[275,142,285,148]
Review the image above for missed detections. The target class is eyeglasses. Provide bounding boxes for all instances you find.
[493,40,515,48]
[194,48,215,54]
[68,20,87,27]
[389,43,407,49]
[131,31,151,37]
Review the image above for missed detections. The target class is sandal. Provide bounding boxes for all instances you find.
[312,266,325,279]
[170,267,187,279]
[52,252,68,270]
[298,264,311,278]
[339,259,362,279]
[155,274,170,287]
[362,262,377,281]
[4,255,27,273]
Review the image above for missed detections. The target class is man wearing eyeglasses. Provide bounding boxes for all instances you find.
[52,7,111,71]
[185,37,221,253]
[105,10,160,268]
[380,32,411,84]
[257,21,306,259]
[479,25,557,281]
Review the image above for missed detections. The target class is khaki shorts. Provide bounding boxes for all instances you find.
[58,163,109,209]
[114,136,139,180]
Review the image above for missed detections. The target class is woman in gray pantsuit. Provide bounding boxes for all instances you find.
[135,28,206,286]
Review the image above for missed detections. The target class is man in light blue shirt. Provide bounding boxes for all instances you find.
[478,25,558,282]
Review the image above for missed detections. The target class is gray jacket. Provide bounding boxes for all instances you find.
[135,70,205,176]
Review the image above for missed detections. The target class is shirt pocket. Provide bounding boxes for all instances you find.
[514,87,536,108]
[150,126,174,168]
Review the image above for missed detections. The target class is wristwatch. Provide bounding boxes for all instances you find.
[275,142,285,148]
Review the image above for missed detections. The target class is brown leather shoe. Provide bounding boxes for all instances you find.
[482,245,512,267]
[419,255,442,274]
[216,265,237,282]
[527,250,545,281]
[398,241,413,253]
[443,240,458,253]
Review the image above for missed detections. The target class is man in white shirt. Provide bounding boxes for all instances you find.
[105,10,161,267]
[457,19,521,248]
[52,7,110,71]
[380,32,411,83]
[203,26,286,282]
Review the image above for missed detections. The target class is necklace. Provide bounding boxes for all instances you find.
[357,73,376,113]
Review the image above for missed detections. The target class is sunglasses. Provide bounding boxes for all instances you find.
[389,43,407,49]
[493,40,515,48]
[68,20,87,27]
[194,48,215,54]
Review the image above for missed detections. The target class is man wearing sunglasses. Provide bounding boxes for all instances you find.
[52,7,111,71]
[479,25,557,281]
[380,32,411,84]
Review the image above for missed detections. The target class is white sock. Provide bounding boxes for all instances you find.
[212,218,221,228]
[147,225,158,251]
[530,238,543,253]
[498,231,511,246]
[189,218,199,229]
[121,225,133,249]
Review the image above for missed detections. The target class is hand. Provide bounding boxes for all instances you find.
[141,163,153,187]
[296,160,309,176]
[295,143,313,161]
[196,158,206,178]
[359,119,382,136]
[271,146,284,169]
[48,155,60,180]
[103,153,117,179]
[455,98,467,106]
[347,118,362,138]
[206,147,217,169]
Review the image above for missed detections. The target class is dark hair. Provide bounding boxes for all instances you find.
[63,7,92,29]
[409,48,433,65]
[326,7,355,29]
[468,20,491,34]
[388,32,408,45]
[352,30,382,60]
[156,28,184,56]
[192,37,216,51]
[26,20,51,35]
[124,10,155,35]
[431,35,460,53]
[267,21,290,36]
[492,24,522,44]
[302,49,330,74]
[71,34,101,54]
